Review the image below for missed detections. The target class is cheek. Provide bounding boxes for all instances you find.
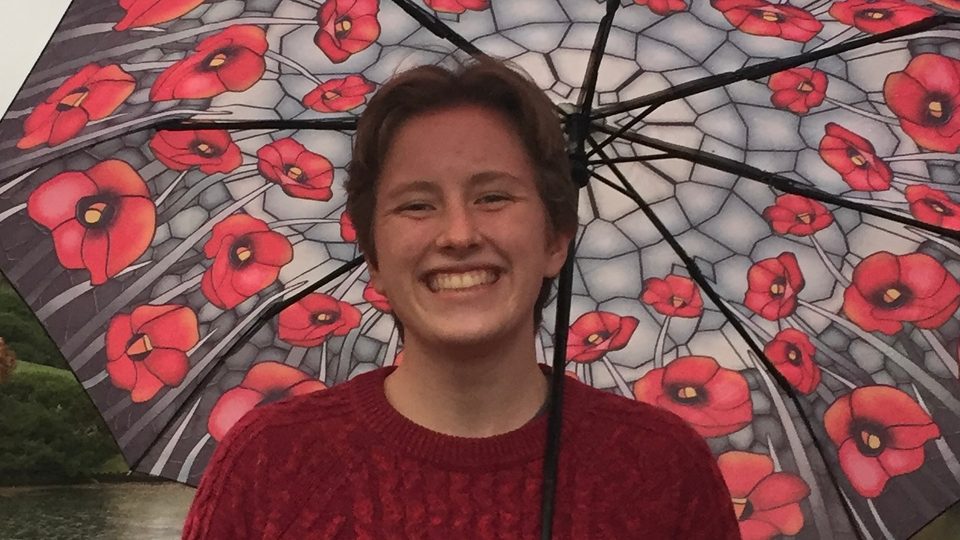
[372,221,429,270]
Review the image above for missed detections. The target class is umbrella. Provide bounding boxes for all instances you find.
[1,0,960,537]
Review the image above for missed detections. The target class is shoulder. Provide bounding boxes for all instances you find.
[219,370,364,459]
[565,381,739,537]
[568,379,708,453]
[564,379,721,490]
[183,371,372,538]
[195,366,384,488]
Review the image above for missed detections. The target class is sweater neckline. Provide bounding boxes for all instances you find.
[349,365,580,469]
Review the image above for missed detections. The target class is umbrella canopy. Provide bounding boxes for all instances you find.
[1,0,960,538]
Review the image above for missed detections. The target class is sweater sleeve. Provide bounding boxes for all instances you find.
[181,408,271,540]
[673,429,742,540]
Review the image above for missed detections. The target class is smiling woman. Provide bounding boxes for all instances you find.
[367,105,569,350]
[181,57,740,540]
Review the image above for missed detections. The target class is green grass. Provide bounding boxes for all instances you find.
[13,359,74,380]
[96,454,131,475]
[913,503,960,539]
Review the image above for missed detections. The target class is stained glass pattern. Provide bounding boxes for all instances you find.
[1,1,960,538]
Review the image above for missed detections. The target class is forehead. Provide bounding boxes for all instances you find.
[380,171,523,201]
[391,102,518,139]
[375,104,536,194]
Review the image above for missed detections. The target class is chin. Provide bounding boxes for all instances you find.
[433,327,502,347]
[421,320,518,349]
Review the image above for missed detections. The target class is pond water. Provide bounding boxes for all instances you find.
[0,483,194,540]
[2,481,959,538]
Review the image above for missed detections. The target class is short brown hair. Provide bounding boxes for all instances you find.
[345,56,578,329]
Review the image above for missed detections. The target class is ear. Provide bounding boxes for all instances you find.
[544,229,573,279]
[365,255,387,295]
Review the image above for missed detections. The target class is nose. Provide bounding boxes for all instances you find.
[435,201,482,251]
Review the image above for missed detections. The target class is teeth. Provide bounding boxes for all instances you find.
[428,270,498,291]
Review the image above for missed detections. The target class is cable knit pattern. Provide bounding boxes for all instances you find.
[182,366,740,539]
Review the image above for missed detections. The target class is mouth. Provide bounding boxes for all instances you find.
[424,268,501,293]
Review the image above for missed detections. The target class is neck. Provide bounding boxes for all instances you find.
[384,330,548,438]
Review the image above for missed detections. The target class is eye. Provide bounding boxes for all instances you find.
[477,193,511,205]
[397,201,434,213]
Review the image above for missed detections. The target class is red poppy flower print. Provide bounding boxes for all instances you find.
[207,361,325,441]
[843,251,960,335]
[363,281,391,312]
[930,0,960,10]
[257,138,334,201]
[105,304,198,403]
[303,75,376,113]
[424,0,489,13]
[818,123,893,191]
[340,211,356,242]
[767,68,827,114]
[829,0,934,34]
[641,275,704,318]
[200,215,294,310]
[711,0,822,42]
[278,293,363,347]
[824,385,940,498]
[634,0,687,15]
[27,160,155,285]
[762,194,834,236]
[906,185,960,231]
[149,129,243,174]
[150,25,268,101]
[884,54,960,152]
[18,64,135,149]
[114,0,203,31]
[315,0,381,63]
[763,328,821,395]
[744,253,805,321]
[633,355,753,438]
[566,311,639,363]
[717,451,810,539]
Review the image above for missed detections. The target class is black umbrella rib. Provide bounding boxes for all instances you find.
[542,4,620,538]
[566,0,621,188]
[585,102,661,158]
[129,255,365,473]
[592,14,960,119]
[576,0,620,114]
[567,0,620,171]
[587,139,863,540]
[153,118,359,131]
[596,125,960,242]
[390,0,482,56]
[586,154,670,165]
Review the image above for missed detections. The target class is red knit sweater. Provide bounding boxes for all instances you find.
[182,366,740,539]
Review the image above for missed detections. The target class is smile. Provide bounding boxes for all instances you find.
[426,269,500,292]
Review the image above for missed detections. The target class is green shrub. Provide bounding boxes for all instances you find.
[0,363,122,485]
[0,311,39,343]
[0,289,33,318]
[0,310,66,369]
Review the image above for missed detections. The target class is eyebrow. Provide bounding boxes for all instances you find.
[382,170,519,200]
